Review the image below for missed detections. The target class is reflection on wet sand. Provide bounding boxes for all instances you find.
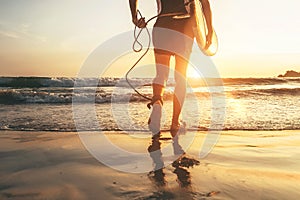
[147,135,200,188]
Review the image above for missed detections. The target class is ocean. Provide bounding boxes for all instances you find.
[0,76,300,132]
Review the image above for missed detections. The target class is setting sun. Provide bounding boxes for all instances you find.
[187,64,203,78]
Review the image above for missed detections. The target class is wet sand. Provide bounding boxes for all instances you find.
[1,130,300,200]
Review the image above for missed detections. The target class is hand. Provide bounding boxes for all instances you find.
[204,30,213,50]
[132,17,147,28]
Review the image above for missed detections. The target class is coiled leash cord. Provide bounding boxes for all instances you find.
[125,10,153,102]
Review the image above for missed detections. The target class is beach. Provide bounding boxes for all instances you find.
[1,76,300,199]
[1,130,300,200]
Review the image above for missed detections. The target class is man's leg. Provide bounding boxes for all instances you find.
[171,55,188,137]
[148,53,171,136]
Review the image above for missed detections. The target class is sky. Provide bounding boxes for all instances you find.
[0,0,299,78]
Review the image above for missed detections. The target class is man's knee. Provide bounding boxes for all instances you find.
[153,76,167,87]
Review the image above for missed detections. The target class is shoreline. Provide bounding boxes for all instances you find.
[1,128,300,132]
[1,130,300,199]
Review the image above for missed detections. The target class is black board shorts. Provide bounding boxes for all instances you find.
[152,17,194,58]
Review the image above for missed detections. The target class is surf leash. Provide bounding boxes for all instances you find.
[125,10,152,102]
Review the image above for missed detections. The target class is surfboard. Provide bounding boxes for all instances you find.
[191,0,218,56]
